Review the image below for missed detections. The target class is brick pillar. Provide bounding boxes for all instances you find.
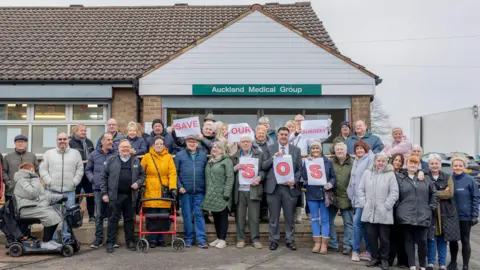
[351,96,372,127]
[142,96,162,122]
[111,88,137,132]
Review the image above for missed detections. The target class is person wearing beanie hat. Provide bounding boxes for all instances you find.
[382,127,412,157]
[302,140,336,255]
[202,141,234,249]
[204,113,216,123]
[2,134,39,203]
[330,121,352,154]
[147,119,175,154]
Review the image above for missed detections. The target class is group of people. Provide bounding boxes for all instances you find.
[1,115,479,270]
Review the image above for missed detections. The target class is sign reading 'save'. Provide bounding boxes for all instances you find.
[173,117,201,137]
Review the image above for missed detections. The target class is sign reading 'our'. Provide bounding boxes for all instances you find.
[192,84,322,96]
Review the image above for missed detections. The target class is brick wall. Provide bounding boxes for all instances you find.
[142,96,162,123]
[351,96,372,127]
[111,88,137,131]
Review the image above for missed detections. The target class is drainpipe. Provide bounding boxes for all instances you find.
[133,79,142,123]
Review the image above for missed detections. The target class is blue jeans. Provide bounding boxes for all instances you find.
[147,208,170,243]
[94,191,108,241]
[328,207,354,249]
[52,191,76,243]
[180,193,207,245]
[427,235,447,267]
[353,207,370,253]
[307,200,329,237]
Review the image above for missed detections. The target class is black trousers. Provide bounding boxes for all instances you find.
[389,223,408,267]
[260,192,269,219]
[107,193,134,245]
[366,223,390,261]
[75,177,95,217]
[403,225,428,268]
[212,207,229,240]
[449,220,472,268]
[43,224,59,242]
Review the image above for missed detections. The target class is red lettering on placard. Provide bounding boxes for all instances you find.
[309,164,323,179]
[174,121,198,130]
[241,164,255,178]
[275,162,291,176]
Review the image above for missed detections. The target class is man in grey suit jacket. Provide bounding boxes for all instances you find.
[261,127,302,251]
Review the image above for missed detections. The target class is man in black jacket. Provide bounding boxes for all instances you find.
[101,140,145,253]
[69,124,95,222]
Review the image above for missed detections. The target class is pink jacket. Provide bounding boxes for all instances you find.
[382,140,412,156]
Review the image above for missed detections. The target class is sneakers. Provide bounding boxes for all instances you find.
[127,242,136,251]
[41,241,58,250]
[360,251,372,261]
[447,262,458,270]
[236,241,245,248]
[89,216,96,223]
[209,239,220,247]
[427,265,434,270]
[215,239,227,249]
[106,243,114,253]
[90,239,103,249]
[113,243,119,248]
[49,241,62,248]
[185,242,192,248]
[351,252,360,262]
[253,242,263,249]
[197,243,208,249]
[342,247,352,255]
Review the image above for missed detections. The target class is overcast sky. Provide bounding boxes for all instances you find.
[2,0,479,138]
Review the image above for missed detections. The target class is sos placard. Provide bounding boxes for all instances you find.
[173,117,201,137]
[228,123,255,142]
[305,158,327,186]
[238,157,259,185]
[273,155,294,184]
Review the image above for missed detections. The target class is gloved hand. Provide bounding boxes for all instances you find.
[170,189,177,200]
[324,182,333,191]
[472,217,478,227]
[59,194,69,203]
[223,196,229,201]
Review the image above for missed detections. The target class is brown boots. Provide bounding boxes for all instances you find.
[312,237,321,253]
[319,237,329,255]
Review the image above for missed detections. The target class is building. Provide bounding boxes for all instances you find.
[0,2,381,154]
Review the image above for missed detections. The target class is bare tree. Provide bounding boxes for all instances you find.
[370,97,392,141]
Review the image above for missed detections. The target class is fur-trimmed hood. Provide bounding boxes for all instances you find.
[368,163,394,173]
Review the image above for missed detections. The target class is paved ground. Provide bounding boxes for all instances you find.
[0,224,478,270]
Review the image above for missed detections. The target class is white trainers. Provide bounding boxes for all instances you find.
[49,241,62,248]
[215,239,227,249]
[209,239,220,247]
[41,241,58,250]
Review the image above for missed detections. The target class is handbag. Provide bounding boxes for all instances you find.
[324,189,336,208]
[150,155,172,199]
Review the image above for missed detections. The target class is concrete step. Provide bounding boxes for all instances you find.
[0,215,347,248]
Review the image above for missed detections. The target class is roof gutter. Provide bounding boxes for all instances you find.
[0,79,133,85]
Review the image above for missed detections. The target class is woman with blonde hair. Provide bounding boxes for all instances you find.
[285,120,296,136]
[125,122,147,156]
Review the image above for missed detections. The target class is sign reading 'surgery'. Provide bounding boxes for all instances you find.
[300,120,331,139]
[228,123,255,142]
[173,117,201,137]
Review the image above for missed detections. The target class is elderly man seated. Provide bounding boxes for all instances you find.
[14,163,67,250]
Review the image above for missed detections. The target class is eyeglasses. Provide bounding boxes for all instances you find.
[57,138,68,141]
[240,140,251,144]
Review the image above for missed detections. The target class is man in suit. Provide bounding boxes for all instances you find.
[261,127,303,251]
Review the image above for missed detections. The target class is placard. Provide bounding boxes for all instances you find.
[305,158,327,186]
[238,157,259,185]
[301,120,330,139]
[43,127,57,148]
[173,117,201,137]
[228,123,255,143]
[6,128,22,149]
[144,122,152,135]
[273,155,294,184]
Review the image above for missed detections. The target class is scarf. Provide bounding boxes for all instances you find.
[75,136,89,159]
[120,154,131,162]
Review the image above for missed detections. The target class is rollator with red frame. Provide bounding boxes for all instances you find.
[136,188,185,252]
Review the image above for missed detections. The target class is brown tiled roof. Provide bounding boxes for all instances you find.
[0,2,364,81]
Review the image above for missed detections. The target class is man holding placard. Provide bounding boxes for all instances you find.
[231,134,265,249]
[261,127,302,251]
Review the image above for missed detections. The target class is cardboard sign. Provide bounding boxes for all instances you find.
[238,157,259,185]
[300,120,330,139]
[228,123,255,142]
[305,158,327,186]
[173,117,201,137]
[273,155,294,184]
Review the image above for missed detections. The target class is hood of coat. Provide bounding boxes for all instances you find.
[14,169,38,182]
[368,163,394,173]
[352,129,373,138]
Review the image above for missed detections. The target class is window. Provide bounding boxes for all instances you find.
[263,109,303,131]
[211,109,258,130]
[0,103,108,154]
[73,104,105,120]
[0,104,27,120]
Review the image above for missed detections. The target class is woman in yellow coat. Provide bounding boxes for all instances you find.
[141,135,177,248]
